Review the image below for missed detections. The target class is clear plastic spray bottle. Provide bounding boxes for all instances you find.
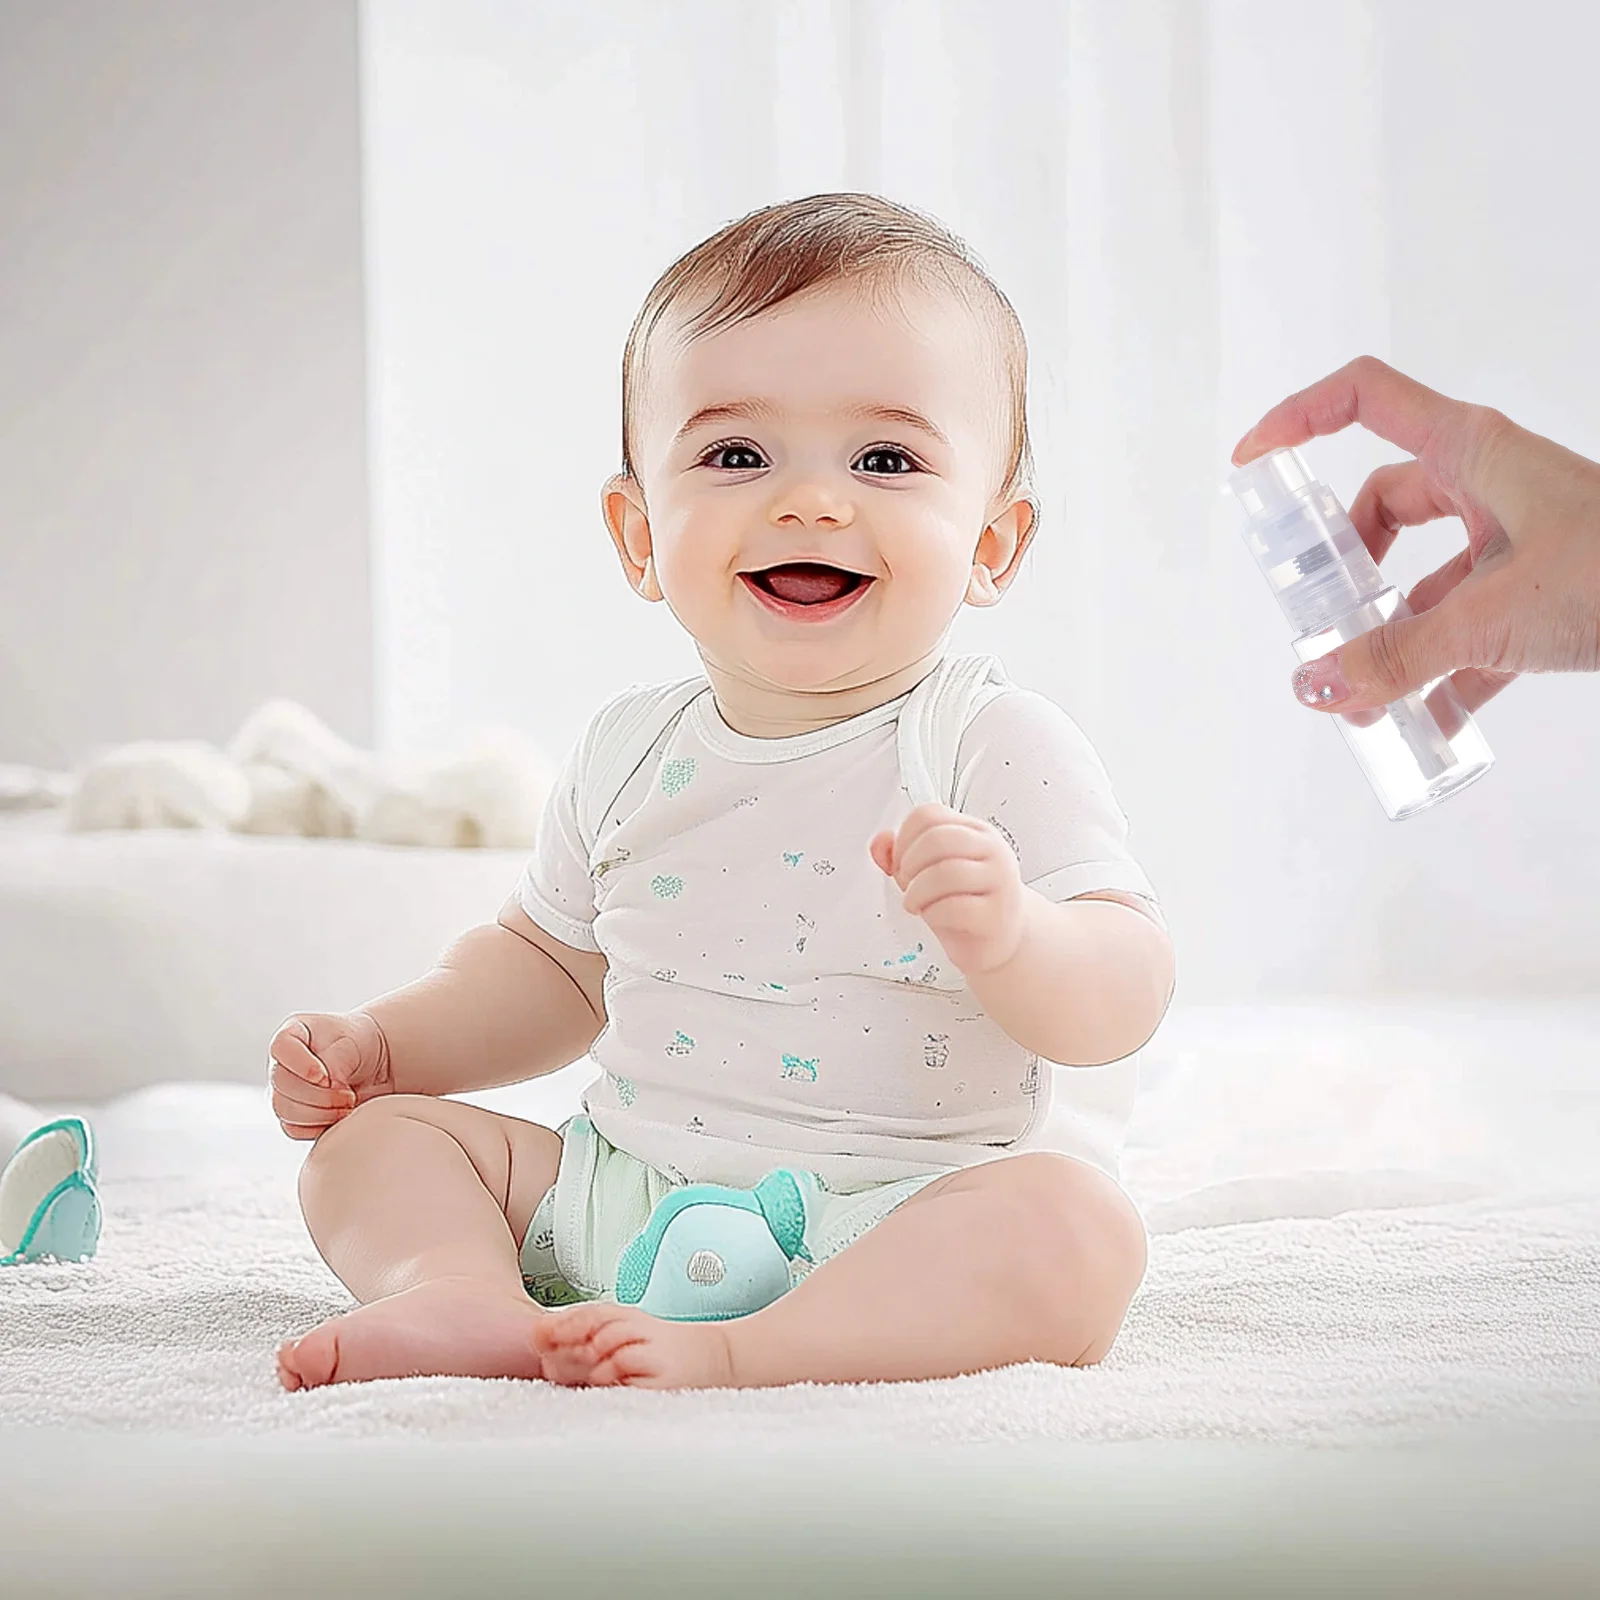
[1228,447,1494,820]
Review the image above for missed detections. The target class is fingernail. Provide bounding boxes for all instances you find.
[1292,654,1350,707]
[1231,429,1259,464]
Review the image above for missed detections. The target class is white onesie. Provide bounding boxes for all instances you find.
[517,656,1159,1194]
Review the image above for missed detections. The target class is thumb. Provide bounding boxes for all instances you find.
[1292,597,1470,713]
[317,1031,368,1087]
[868,830,896,876]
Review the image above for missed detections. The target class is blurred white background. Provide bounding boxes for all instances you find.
[2,0,1597,1006]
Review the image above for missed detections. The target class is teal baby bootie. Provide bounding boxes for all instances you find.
[614,1169,811,1322]
[0,1116,101,1266]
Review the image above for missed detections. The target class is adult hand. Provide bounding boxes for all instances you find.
[1233,356,1600,714]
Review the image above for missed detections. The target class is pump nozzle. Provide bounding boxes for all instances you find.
[1228,448,1384,635]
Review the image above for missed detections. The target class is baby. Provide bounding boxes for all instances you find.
[269,193,1174,1392]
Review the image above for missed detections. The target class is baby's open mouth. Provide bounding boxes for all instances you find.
[743,563,873,606]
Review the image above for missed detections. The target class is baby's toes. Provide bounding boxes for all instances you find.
[280,1326,340,1390]
[276,1342,304,1392]
[529,1307,598,1382]
[583,1313,651,1368]
[531,1303,608,1352]
[539,1335,607,1386]
[587,1344,657,1387]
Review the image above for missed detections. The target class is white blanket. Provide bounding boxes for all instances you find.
[3,1004,1597,1445]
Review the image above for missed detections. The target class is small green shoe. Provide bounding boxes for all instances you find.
[0,1116,101,1267]
[614,1170,811,1322]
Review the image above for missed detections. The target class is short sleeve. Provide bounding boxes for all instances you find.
[515,736,601,952]
[514,676,708,954]
[952,689,1159,909]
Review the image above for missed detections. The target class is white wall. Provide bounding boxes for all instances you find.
[358,0,1600,1003]
[0,0,372,768]
[1200,0,1600,1001]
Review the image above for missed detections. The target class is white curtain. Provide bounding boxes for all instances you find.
[360,0,1600,1004]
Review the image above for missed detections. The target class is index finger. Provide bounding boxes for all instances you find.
[887,802,965,858]
[1232,356,1469,470]
[1346,459,1460,565]
[269,1023,330,1088]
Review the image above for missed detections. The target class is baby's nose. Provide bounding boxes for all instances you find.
[769,477,855,527]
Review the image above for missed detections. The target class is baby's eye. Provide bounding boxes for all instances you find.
[700,442,766,471]
[854,447,918,476]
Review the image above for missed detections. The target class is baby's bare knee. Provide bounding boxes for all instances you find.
[298,1094,436,1196]
[992,1153,1148,1363]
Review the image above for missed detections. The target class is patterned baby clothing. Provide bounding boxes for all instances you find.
[517,654,1160,1193]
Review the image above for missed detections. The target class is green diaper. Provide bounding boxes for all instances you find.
[519,1115,945,1311]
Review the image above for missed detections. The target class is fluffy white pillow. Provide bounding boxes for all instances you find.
[62,701,552,850]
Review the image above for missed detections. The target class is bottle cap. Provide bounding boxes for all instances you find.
[1228,447,1382,634]
[1228,447,1315,518]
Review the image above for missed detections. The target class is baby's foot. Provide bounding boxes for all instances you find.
[277,1274,546,1391]
[531,1302,737,1390]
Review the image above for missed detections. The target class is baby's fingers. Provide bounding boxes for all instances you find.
[271,1093,350,1140]
[901,858,993,918]
[314,1032,367,1087]
[270,1058,356,1113]
[277,1113,339,1142]
[269,1021,332,1088]
[270,1079,353,1141]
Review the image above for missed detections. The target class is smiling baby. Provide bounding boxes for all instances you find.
[269,193,1174,1392]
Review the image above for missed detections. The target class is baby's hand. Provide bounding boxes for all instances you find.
[268,1011,393,1141]
[869,804,1027,977]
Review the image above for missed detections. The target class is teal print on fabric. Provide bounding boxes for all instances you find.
[781,1053,818,1082]
[783,850,804,868]
[884,941,924,967]
[666,1030,695,1057]
[613,1074,637,1107]
[761,981,787,993]
[651,873,685,899]
[660,757,697,796]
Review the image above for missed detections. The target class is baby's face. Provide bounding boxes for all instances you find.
[608,280,1031,697]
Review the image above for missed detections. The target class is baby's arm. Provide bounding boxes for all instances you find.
[961,890,1172,1065]
[872,807,1172,1066]
[358,900,607,1098]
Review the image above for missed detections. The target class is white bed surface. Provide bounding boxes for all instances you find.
[2,1003,1598,1594]
[2,1003,1597,1447]
[3,1425,1599,1598]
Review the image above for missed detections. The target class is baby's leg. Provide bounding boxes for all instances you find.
[278,1095,561,1391]
[533,1152,1146,1390]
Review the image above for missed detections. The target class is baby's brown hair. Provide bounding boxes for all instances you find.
[621,193,1033,506]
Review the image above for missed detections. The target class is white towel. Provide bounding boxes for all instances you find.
[2,1077,1596,1446]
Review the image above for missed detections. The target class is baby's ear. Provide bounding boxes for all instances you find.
[965,565,1000,606]
[602,475,662,601]
[966,495,1037,605]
